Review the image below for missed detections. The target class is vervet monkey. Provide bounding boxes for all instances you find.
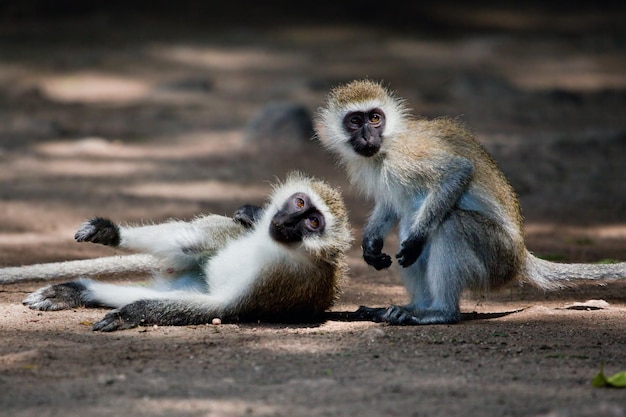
[23,172,353,331]
[316,79,626,325]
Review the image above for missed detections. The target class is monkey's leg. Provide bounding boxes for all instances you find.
[23,280,102,311]
[23,277,197,311]
[384,210,517,325]
[92,296,226,332]
[381,245,444,325]
[350,244,432,323]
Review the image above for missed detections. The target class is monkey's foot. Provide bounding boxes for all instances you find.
[382,305,460,325]
[74,217,120,246]
[93,308,142,332]
[92,299,157,332]
[23,281,89,311]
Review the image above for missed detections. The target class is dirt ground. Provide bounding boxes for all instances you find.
[1,2,625,416]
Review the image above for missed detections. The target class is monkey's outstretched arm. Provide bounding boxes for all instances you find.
[396,157,474,268]
[75,215,245,272]
[76,216,241,252]
[362,202,398,270]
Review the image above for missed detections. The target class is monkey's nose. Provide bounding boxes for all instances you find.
[271,214,292,229]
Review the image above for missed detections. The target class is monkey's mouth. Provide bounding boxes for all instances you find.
[354,143,381,157]
[356,145,380,158]
[269,222,302,245]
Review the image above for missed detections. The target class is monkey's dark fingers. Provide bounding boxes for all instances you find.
[74,217,121,246]
[233,204,264,229]
[383,306,460,325]
[363,251,392,270]
[92,310,139,332]
[395,235,427,268]
[382,305,422,325]
[395,250,418,268]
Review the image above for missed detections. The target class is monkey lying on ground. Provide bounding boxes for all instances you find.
[316,79,626,325]
[23,172,353,331]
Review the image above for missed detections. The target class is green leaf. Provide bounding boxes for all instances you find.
[591,371,608,387]
[606,371,626,388]
[592,365,626,388]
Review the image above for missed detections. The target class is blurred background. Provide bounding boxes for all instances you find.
[1,0,625,267]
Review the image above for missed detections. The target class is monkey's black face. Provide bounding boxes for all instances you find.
[270,192,326,244]
[343,108,386,157]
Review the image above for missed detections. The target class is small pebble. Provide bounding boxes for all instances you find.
[212,318,222,325]
[361,327,386,343]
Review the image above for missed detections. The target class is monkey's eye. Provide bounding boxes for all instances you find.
[349,115,363,126]
[369,113,380,124]
[308,216,320,229]
[295,198,305,208]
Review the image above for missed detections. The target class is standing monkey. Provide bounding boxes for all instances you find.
[316,79,626,325]
[23,172,353,331]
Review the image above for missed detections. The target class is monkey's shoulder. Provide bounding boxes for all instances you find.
[387,118,471,163]
[403,118,500,163]
[191,214,247,238]
[408,118,475,145]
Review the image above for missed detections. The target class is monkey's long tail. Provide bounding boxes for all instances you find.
[0,254,156,284]
[523,251,626,290]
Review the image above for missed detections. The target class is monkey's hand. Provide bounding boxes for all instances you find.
[362,236,392,270]
[233,204,264,229]
[74,217,121,246]
[396,234,427,268]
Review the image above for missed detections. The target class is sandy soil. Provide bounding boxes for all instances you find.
[1,3,625,416]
